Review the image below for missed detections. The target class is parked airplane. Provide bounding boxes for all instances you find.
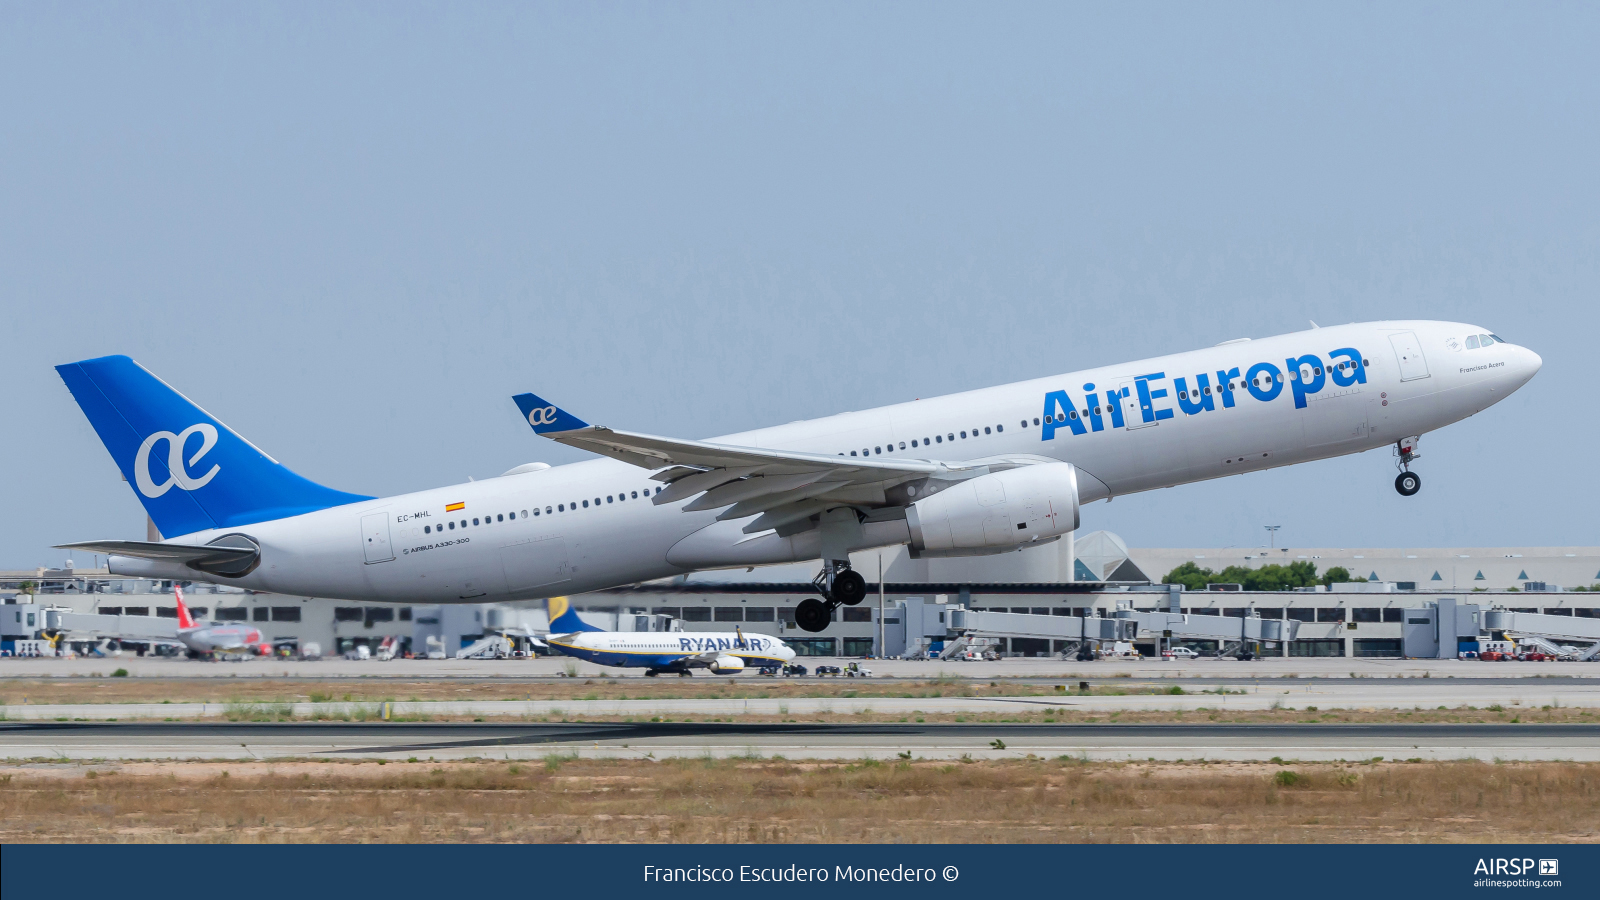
[540,597,794,675]
[56,321,1540,633]
[172,587,272,657]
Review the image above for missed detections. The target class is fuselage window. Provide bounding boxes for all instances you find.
[582,500,589,508]
[472,518,479,526]
[851,450,858,456]
[874,446,881,454]
[546,506,553,513]
[1044,414,1053,424]
[947,433,954,441]
[984,426,991,434]
[448,521,455,530]
[1020,420,1027,428]
[1068,410,1078,419]
[594,497,601,506]
[935,435,942,443]
[424,525,431,534]
[995,424,1002,432]
[911,439,918,447]
[533,509,540,516]
[461,520,467,528]
[632,491,639,499]
[1203,385,1211,394]
[899,441,906,449]
[1033,417,1040,425]
[497,514,503,522]
[607,495,613,503]
[959,431,966,438]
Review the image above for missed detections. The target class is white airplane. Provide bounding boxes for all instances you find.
[55,320,1540,633]
[170,586,272,657]
[541,597,795,676]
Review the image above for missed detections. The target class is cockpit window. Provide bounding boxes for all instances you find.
[1465,335,1479,349]
[1480,334,1495,345]
[1489,334,1506,343]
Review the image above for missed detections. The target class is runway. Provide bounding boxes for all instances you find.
[2,675,1595,721]
[4,720,1596,762]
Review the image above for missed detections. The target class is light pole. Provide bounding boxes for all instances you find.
[1264,525,1281,549]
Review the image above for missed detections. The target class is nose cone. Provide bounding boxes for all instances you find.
[1509,344,1543,390]
[778,641,796,662]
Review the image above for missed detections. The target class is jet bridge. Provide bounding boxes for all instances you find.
[45,609,179,642]
[1485,610,1600,660]
[942,607,1294,658]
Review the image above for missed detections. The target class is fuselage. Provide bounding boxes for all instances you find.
[179,623,264,654]
[546,631,796,670]
[110,320,1541,603]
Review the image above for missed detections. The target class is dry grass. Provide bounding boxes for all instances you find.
[0,676,1117,705]
[1,758,1595,843]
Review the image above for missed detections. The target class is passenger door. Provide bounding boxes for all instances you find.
[1388,331,1430,382]
[360,512,394,564]
[1119,379,1155,430]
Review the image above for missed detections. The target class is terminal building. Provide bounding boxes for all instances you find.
[4,533,1598,660]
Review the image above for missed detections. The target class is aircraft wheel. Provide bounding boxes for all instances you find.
[644,669,658,677]
[795,597,832,633]
[830,569,868,605]
[1395,471,1421,496]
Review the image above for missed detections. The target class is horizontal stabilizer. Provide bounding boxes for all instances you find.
[55,539,260,577]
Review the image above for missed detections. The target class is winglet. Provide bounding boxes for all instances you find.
[512,393,590,435]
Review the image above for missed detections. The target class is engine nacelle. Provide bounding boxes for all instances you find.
[709,655,745,675]
[906,462,1080,557]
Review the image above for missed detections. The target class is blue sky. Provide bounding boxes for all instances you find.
[3,3,1597,567]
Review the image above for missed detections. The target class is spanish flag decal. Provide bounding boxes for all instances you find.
[445,502,465,512]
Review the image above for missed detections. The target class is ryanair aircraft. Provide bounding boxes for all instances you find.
[541,597,794,676]
[55,320,1540,633]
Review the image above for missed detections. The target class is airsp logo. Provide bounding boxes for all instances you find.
[134,424,221,498]
[527,406,559,427]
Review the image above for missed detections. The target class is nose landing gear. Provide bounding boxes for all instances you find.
[1394,436,1422,496]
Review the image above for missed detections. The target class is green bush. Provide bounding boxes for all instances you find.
[1272,770,1303,787]
[1163,560,1356,591]
[111,668,128,678]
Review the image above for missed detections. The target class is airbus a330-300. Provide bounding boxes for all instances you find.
[55,321,1540,633]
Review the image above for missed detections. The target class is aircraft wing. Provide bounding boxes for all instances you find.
[513,392,979,534]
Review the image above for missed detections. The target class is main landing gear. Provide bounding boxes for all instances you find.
[1394,436,1422,497]
[794,561,868,633]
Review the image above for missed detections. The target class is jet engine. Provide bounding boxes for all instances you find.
[906,462,1080,558]
[710,655,746,675]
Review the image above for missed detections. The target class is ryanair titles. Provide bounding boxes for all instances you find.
[677,635,775,652]
[1041,347,1368,441]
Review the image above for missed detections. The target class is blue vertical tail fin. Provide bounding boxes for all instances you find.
[56,355,371,538]
[547,596,601,633]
